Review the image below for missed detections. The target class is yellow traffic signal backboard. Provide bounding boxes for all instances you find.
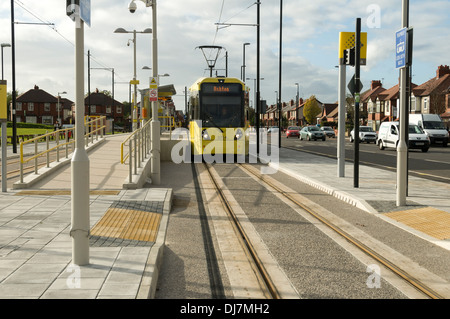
[339,32,367,65]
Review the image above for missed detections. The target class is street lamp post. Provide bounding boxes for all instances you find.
[295,82,299,126]
[1,43,11,80]
[91,67,115,134]
[128,0,161,184]
[242,42,250,81]
[114,27,151,131]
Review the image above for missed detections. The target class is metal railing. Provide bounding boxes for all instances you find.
[121,119,152,183]
[120,116,176,183]
[19,116,106,183]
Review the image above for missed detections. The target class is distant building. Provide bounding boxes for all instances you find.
[75,89,124,124]
[15,85,73,125]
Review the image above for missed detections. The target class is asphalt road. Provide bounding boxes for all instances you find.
[278,134,450,184]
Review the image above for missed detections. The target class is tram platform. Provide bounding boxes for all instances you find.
[0,135,449,298]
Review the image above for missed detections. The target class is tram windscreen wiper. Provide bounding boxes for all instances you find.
[202,110,223,132]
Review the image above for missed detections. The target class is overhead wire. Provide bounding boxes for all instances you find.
[13,0,127,82]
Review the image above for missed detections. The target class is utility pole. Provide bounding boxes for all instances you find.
[278,0,283,148]
[256,1,261,155]
[353,18,361,188]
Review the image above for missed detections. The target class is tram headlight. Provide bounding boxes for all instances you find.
[202,129,211,140]
[234,128,244,140]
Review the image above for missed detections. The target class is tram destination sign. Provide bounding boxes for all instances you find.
[202,83,241,94]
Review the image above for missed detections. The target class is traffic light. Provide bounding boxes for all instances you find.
[343,47,355,66]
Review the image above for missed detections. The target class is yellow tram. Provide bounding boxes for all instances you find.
[188,77,249,159]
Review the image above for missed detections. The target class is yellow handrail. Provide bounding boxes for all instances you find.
[120,118,151,164]
[19,116,106,183]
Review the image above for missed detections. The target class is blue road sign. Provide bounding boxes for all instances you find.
[80,0,91,27]
[396,28,407,69]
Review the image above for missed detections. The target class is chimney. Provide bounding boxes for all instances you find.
[371,80,382,90]
[436,65,450,79]
[34,85,39,90]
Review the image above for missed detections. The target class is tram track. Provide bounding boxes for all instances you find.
[235,162,446,299]
[202,162,281,299]
[190,156,449,299]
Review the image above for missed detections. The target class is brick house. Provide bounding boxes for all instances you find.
[412,65,450,117]
[15,85,73,125]
[78,89,124,124]
[361,80,386,130]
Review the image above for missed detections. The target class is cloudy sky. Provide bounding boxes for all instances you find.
[0,0,449,112]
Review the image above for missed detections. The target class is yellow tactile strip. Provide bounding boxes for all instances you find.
[385,207,450,240]
[15,190,121,196]
[90,207,162,242]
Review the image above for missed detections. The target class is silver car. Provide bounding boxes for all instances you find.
[320,126,336,138]
[300,126,326,141]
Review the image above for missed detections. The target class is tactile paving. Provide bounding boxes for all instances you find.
[384,207,450,240]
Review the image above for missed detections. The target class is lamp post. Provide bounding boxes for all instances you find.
[1,43,11,80]
[114,27,152,131]
[57,91,67,125]
[128,0,161,184]
[295,82,299,126]
[91,67,115,134]
[242,42,250,81]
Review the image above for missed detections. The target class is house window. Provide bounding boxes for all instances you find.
[44,103,50,112]
[423,98,428,110]
[17,102,22,111]
[28,103,34,112]
[90,105,96,114]
[116,106,122,114]
[376,101,381,113]
[42,116,53,124]
[106,106,111,114]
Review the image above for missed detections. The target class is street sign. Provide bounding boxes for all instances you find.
[396,27,407,69]
[149,77,158,102]
[149,89,158,102]
[80,0,91,27]
[339,32,367,65]
[150,77,158,89]
[347,74,363,95]
[66,0,90,27]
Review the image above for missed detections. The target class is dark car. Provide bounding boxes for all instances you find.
[300,126,326,141]
[286,126,300,138]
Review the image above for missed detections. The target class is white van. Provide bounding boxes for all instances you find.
[409,114,448,147]
[377,121,430,152]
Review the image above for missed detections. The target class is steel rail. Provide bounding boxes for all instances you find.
[203,162,281,299]
[239,163,445,300]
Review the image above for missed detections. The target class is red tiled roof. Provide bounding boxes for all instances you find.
[413,74,450,97]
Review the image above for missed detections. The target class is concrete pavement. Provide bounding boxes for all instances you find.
[0,134,449,298]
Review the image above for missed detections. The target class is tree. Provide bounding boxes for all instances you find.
[303,95,321,124]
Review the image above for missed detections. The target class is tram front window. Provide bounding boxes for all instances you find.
[201,96,243,127]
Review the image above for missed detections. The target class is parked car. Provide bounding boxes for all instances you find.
[377,121,430,152]
[267,126,279,134]
[350,126,377,143]
[286,126,300,138]
[320,126,335,138]
[300,126,326,141]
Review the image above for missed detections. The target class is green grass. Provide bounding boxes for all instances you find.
[0,127,52,137]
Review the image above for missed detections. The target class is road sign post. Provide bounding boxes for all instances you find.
[1,80,7,192]
[353,18,361,188]
[337,30,367,178]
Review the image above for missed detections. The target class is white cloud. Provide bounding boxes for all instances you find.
[0,0,448,110]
